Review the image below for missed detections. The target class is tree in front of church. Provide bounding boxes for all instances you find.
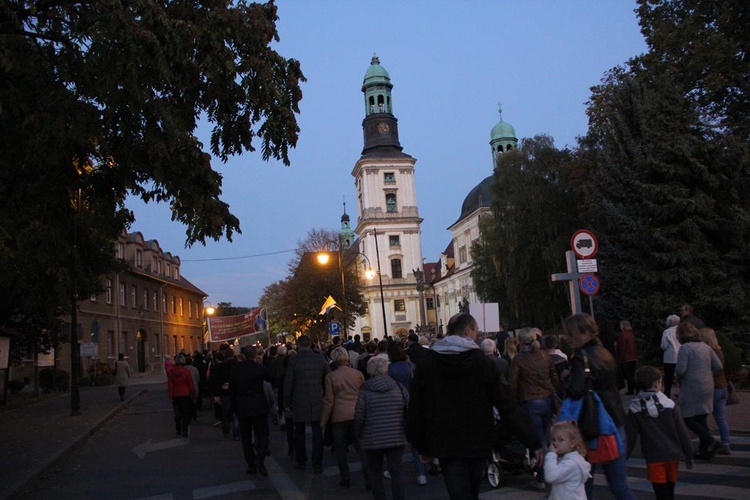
[0,1,304,353]
[259,229,366,343]
[472,135,579,329]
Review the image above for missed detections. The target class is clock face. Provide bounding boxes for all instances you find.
[377,123,390,134]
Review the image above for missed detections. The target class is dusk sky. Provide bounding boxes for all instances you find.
[127,1,648,308]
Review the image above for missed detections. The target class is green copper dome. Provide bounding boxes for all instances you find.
[490,105,516,140]
[363,54,391,85]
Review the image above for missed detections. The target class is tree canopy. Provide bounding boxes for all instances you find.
[471,135,578,329]
[0,1,304,347]
[259,228,366,343]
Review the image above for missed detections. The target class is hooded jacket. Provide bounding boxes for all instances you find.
[625,390,693,464]
[408,335,538,458]
[354,374,408,449]
[544,450,591,500]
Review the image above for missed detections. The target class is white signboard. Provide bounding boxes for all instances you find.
[80,343,98,357]
[577,259,598,273]
[469,302,501,332]
[37,349,55,367]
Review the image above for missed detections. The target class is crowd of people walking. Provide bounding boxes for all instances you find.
[159,303,731,500]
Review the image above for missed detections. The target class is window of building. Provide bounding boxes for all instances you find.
[389,235,400,247]
[458,245,467,264]
[384,172,395,184]
[153,291,158,311]
[121,331,128,355]
[385,193,397,213]
[174,266,180,281]
[107,331,116,358]
[188,300,193,318]
[162,293,167,313]
[426,297,435,310]
[106,279,113,304]
[179,297,184,316]
[119,283,126,306]
[173,335,178,355]
[363,302,369,314]
[116,242,125,259]
[166,263,171,278]
[391,258,402,279]
[154,334,161,356]
[171,296,177,315]
[152,256,158,273]
[136,250,143,267]
[143,290,148,310]
[394,299,406,312]
[131,286,137,308]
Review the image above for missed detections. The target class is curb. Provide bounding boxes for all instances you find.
[1,388,149,500]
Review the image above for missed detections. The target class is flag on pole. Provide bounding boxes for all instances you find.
[319,295,340,316]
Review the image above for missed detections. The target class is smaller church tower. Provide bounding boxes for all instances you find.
[339,201,356,250]
[490,104,519,164]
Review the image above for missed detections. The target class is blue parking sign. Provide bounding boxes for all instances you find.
[329,322,341,336]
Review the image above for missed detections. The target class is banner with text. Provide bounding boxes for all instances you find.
[207,307,267,343]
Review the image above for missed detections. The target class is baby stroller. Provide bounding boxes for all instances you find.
[486,409,536,488]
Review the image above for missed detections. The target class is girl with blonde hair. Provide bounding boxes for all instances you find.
[544,421,591,499]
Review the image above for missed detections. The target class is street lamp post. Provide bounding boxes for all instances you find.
[413,268,426,330]
[373,229,388,338]
[316,250,347,340]
[203,303,215,350]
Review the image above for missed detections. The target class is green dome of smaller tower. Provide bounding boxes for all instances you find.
[490,104,516,140]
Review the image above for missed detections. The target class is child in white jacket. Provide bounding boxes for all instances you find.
[544,421,591,500]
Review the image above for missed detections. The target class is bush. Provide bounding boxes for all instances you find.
[39,368,69,392]
[8,379,26,394]
[88,361,114,385]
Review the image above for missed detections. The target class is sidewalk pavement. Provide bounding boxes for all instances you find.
[0,374,166,500]
[0,378,748,500]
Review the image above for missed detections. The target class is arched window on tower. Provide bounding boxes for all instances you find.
[369,96,375,114]
[377,95,385,113]
[507,144,513,151]
[385,193,397,213]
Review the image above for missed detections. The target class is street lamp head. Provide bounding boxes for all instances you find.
[317,253,331,265]
[365,268,376,280]
[205,306,215,316]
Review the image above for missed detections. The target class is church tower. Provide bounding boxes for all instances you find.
[490,103,519,164]
[352,55,425,339]
[339,201,356,250]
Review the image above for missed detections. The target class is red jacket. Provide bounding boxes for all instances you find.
[616,329,637,363]
[168,366,196,400]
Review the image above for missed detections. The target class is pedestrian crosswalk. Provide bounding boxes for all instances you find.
[480,435,750,499]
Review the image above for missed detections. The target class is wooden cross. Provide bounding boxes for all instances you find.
[551,250,583,315]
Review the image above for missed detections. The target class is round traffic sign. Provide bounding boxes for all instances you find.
[571,229,598,259]
[579,273,600,296]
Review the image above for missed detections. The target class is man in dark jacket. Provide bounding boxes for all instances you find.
[405,332,428,366]
[408,313,541,500]
[284,335,331,473]
[230,346,272,476]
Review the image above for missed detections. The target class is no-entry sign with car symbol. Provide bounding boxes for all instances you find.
[571,229,598,259]
[579,273,600,296]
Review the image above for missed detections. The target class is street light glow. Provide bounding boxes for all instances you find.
[317,253,331,265]
[365,269,376,280]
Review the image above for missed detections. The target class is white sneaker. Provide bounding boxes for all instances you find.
[383,470,391,479]
[417,475,427,486]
